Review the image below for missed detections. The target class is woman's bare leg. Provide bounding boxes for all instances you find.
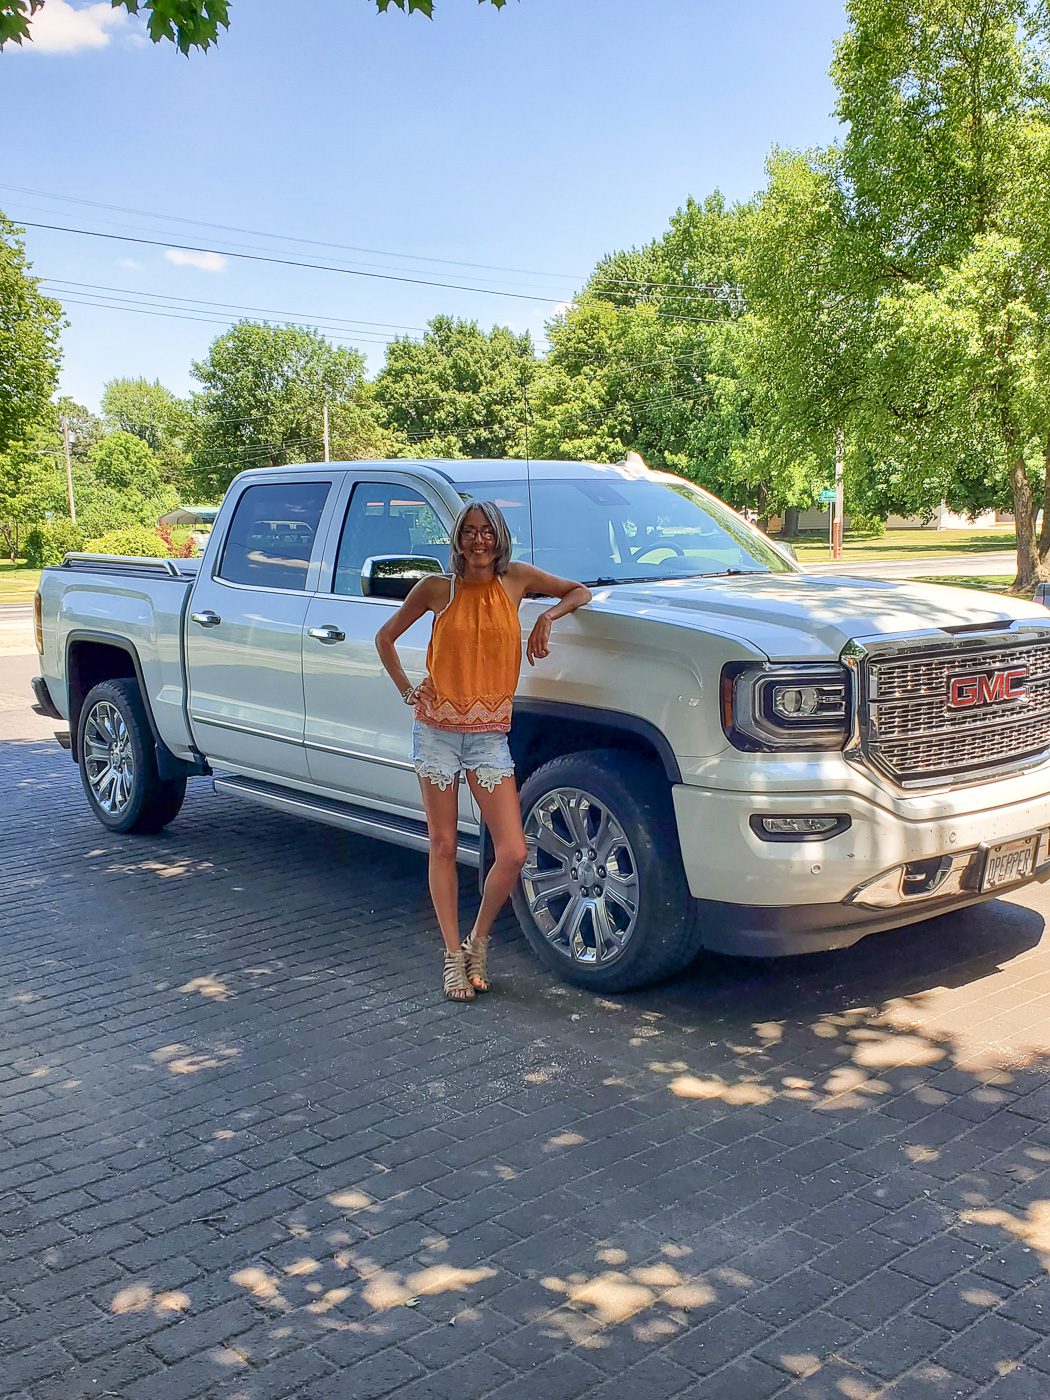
[465,772,527,965]
[418,776,463,956]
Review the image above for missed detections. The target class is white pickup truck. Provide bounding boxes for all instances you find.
[32,458,1050,991]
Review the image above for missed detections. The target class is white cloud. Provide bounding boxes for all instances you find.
[27,0,132,54]
[552,300,573,319]
[164,249,228,273]
[118,257,142,270]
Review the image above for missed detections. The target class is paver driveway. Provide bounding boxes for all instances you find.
[2,650,1049,1400]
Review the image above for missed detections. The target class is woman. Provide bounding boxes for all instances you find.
[376,500,591,1002]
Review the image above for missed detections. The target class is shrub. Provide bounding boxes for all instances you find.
[23,519,87,567]
[83,526,169,558]
[847,511,887,537]
[155,522,198,558]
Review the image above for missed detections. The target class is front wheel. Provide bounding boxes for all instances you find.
[511,750,703,992]
[77,678,186,834]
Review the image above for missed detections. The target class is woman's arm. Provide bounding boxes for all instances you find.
[375,575,445,701]
[508,563,592,666]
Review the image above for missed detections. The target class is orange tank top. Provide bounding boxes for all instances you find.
[416,574,522,733]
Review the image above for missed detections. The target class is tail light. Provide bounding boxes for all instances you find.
[33,591,43,654]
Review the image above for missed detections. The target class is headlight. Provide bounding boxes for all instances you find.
[721,663,852,751]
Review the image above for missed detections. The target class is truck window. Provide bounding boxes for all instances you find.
[333,482,450,596]
[218,482,331,591]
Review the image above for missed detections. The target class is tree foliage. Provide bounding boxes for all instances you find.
[187,321,391,499]
[374,315,536,460]
[101,377,190,486]
[0,213,63,460]
[0,0,508,52]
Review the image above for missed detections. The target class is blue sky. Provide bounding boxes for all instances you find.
[4,0,846,412]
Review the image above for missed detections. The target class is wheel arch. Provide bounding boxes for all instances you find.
[510,700,681,786]
[66,632,204,779]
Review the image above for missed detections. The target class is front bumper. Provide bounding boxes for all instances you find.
[672,772,1050,956]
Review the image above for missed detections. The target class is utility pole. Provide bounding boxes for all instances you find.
[61,415,76,523]
[832,427,844,561]
[322,403,330,463]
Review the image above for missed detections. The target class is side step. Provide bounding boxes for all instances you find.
[213,774,481,868]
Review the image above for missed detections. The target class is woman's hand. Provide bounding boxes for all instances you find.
[526,612,553,666]
[416,675,437,706]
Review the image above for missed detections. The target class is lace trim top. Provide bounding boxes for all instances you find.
[415,574,522,733]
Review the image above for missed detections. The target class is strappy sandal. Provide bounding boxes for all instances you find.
[443,948,475,1002]
[462,933,490,993]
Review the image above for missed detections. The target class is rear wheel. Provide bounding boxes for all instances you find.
[78,678,186,834]
[512,750,703,992]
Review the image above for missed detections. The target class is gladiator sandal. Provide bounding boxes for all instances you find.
[442,948,475,1002]
[462,932,490,993]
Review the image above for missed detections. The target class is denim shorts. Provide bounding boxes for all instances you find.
[412,720,515,792]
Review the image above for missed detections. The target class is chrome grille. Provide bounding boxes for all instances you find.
[864,634,1050,785]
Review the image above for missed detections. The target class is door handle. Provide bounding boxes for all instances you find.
[307,624,346,644]
[191,610,221,628]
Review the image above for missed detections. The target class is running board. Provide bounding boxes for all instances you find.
[213,775,481,867]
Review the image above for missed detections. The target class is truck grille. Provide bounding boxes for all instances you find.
[864,635,1050,786]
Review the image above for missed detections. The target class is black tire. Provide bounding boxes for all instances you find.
[77,678,186,835]
[511,749,703,992]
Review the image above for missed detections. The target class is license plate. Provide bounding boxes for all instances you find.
[979,834,1040,893]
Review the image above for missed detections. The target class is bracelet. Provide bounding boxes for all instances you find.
[402,683,420,706]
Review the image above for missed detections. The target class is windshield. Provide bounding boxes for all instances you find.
[458,476,793,585]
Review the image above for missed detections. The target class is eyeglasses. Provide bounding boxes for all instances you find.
[460,527,497,542]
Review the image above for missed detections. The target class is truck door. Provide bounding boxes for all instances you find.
[302,474,475,828]
[186,475,336,781]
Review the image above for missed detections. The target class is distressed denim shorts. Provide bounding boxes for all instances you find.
[412,720,515,792]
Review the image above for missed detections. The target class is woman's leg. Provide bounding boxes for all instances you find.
[418,775,463,956]
[465,771,528,960]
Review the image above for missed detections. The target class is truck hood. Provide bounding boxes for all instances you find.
[589,572,1050,660]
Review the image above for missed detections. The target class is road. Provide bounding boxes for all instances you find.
[2,648,1049,1400]
[803,551,1017,580]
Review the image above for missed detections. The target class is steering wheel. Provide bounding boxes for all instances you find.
[630,541,687,562]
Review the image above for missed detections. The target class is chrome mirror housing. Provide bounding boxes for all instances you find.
[361,555,444,601]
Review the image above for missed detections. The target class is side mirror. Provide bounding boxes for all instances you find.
[361,554,444,601]
[1034,581,1050,609]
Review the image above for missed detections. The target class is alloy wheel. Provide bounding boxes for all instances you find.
[83,700,135,815]
[521,785,640,966]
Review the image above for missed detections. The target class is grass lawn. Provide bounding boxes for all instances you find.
[0,562,41,606]
[921,574,1016,594]
[789,528,1016,563]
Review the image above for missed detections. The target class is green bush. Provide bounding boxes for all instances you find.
[23,519,87,567]
[847,511,887,537]
[83,526,169,558]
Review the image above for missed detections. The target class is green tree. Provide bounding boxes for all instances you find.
[101,377,190,486]
[0,425,65,559]
[0,1,508,53]
[0,212,63,460]
[374,315,537,460]
[746,1,1050,587]
[56,396,103,461]
[187,321,390,499]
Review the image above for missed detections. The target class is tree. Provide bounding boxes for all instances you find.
[742,1,1050,586]
[56,396,103,461]
[0,425,65,559]
[374,315,537,460]
[0,212,63,460]
[101,377,190,485]
[187,321,390,499]
[0,1,508,53]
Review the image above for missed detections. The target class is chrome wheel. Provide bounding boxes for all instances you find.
[83,700,135,815]
[522,785,640,966]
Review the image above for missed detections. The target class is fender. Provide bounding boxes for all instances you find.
[65,629,208,780]
[511,698,682,784]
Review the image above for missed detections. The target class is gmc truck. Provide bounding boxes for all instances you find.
[32,458,1050,991]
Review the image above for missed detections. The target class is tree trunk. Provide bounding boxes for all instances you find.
[783,505,800,537]
[1037,436,1050,561]
[1009,453,1043,592]
[756,480,768,531]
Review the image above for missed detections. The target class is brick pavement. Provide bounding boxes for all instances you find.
[2,650,1049,1399]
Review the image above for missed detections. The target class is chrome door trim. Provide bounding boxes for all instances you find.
[189,713,304,748]
[304,739,414,771]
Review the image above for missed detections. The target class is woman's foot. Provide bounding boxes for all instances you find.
[462,932,490,992]
[442,948,475,1002]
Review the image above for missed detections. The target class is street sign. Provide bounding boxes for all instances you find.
[818,488,837,504]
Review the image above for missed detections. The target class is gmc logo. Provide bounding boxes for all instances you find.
[947,666,1028,710]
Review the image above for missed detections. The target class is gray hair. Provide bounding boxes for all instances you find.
[449,499,513,578]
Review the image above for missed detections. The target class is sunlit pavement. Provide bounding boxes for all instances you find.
[2,652,1049,1400]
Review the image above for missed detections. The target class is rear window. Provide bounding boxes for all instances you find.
[218,482,330,590]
